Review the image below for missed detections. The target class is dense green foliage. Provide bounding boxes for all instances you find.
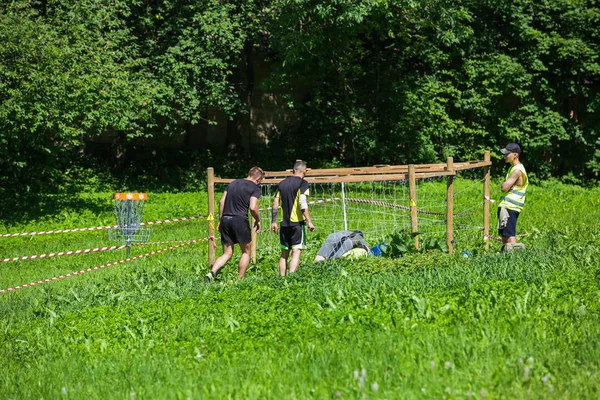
[1,182,600,398]
[0,0,249,195]
[269,0,600,178]
[1,0,600,195]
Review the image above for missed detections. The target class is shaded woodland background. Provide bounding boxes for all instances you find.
[1,0,599,198]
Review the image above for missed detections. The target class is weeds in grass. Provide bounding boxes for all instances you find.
[1,183,600,398]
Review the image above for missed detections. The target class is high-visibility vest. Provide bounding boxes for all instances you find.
[499,164,528,212]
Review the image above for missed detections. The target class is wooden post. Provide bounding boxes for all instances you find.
[408,164,418,249]
[207,167,215,266]
[341,182,348,231]
[483,151,491,252]
[446,157,454,255]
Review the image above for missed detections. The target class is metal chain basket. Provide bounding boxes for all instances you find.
[108,193,150,256]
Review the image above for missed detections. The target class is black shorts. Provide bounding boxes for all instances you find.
[219,215,251,245]
[279,225,306,250]
[498,208,520,237]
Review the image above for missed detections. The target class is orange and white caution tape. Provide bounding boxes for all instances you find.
[257,198,340,212]
[0,238,213,294]
[140,215,207,226]
[483,234,503,243]
[0,244,129,263]
[0,215,208,238]
[0,224,120,237]
[484,195,497,204]
[134,237,220,248]
[308,198,341,205]
[131,240,192,246]
[1,238,220,264]
[345,198,451,217]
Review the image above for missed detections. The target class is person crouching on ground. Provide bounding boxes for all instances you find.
[313,230,369,262]
[205,166,264,281]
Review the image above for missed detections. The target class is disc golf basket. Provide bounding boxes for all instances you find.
[108,193,150,257]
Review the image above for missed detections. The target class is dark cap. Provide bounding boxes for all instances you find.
[500,143,521,155]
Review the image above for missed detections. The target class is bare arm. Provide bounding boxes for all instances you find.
[302,207,315,232]
[249,196,260,230]
[501,169,522,192]
[271,196,280,232]
[299,192,314,231]
[217,191,227,230]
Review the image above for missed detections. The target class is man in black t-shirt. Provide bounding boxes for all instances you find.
[270,160,315,276]
[205,166,264,281]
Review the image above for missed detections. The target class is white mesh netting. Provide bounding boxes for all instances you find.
[213,174,485,253]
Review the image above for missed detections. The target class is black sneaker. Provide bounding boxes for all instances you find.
[204,271,215,282]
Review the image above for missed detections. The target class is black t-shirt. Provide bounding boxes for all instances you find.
[275,176,310,227]
[222,179,261,218]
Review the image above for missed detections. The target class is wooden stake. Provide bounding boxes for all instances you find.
[446,157,454,255]
[409,164,418,249]
[207,167,215,266]
[483,151,491,252]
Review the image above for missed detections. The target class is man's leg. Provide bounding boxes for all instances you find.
[501,210,519,251]
[286,225,305,273]
[500,236,515,252]
[206,243,234,280]
[279,250,290,277]
[238,242,252,279]
[288,249,302,273]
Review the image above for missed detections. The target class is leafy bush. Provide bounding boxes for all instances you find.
[381,230,448,258]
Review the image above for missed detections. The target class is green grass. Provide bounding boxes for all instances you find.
[1,181,600,399]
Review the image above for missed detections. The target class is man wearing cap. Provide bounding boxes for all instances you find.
[498,143,528,251]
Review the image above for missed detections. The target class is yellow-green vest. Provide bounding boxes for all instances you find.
[499,163,528,212]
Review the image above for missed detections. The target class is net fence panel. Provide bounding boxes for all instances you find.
[214,172,486,254]
[450,174,486,248]
[257,179,443,251]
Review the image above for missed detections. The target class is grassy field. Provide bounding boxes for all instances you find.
[1,180,600,399]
